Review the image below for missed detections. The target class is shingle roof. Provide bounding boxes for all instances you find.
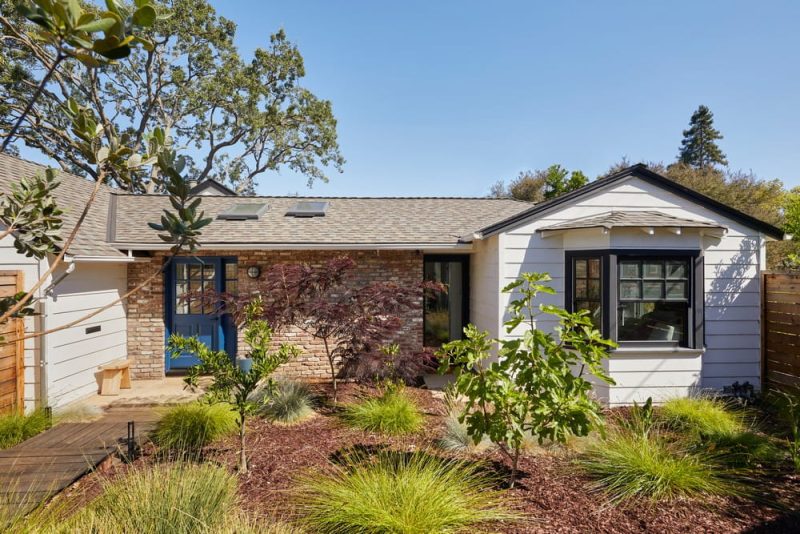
[538,211,726,232]
[110,194,532,247]
[0,154,124,257]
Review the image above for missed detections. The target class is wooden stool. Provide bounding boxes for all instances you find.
[99,359,132,396]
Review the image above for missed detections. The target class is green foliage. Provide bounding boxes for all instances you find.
[768,390,800,471]
[661,397,781,468]
[2,0,344,194]
[661,397,745,437]
[71,462,239,534]
[0,408,49,449]
[0,168,62,259]
[147,148,213,252]
[15,0,160,63]
[578,429,742,504]
[260,380,315,424]
[293,451,518,533]
[438,272,616,485]
[341,388,424,436]
[542,164,589,200]
[152,402,237,453]
[490,165,589,202]
[168,296,299,471]
[678,105,728,169]
[437,413,493,454]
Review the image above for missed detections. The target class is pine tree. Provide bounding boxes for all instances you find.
[678,105,728,169]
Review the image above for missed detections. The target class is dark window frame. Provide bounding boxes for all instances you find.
[422,254,470,348]
[565,249,704,349]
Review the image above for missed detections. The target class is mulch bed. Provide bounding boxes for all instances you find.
[52,384,800,533]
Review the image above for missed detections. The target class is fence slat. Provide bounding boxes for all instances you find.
[763,272,800,392]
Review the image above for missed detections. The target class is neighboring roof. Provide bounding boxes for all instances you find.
[478,164,786,240]
[538,210,726,232]
[190,179,237,196]
[109,194,532,247]
[0,154,124,257]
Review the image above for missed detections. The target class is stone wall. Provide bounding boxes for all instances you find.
[126,249,424,380]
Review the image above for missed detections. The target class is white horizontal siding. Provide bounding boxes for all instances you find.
[495,175,765,404]
[47,263,128,407]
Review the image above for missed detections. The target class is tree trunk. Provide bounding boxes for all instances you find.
[509,448,520,488]
[323,337,337,403]
[238,415,247,473]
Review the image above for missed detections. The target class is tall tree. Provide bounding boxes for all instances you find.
[0,0,343,193]
[490,165,588,202]
[678,105,728,169]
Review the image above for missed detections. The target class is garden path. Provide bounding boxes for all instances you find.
[0,407,159,517]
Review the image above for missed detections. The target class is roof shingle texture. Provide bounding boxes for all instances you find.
[0,154,122,257]
[111,194,532,246]
[538,210,725,231]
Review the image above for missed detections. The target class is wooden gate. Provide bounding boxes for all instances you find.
[762,272,800,392]
[0,270,24,414]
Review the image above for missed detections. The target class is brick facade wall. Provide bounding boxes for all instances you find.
[126,249,424,380]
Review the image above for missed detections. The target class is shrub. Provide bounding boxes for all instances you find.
[168,296,300,472]
[76,462,238,533]
[661,397,744,437]
[0,409,49,449]
[153,402,237,453]
[437,413,493,454]
[661,397,781,468]
[704,430,782,468]
[294,451,517,533]
[341,389,424,436]
[768,390,800,471]
[578,430,742,504]
[261,381,315,424]
[439,272,616,486]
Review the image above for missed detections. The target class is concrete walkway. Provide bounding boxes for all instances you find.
[0,408,159,517]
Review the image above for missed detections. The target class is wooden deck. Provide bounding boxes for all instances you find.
[0,408,159,516]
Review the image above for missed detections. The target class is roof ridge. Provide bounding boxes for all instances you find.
[111,192,534,202]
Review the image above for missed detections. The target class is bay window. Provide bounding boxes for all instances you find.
[567,250,703,349]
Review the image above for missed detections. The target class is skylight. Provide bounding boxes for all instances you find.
[286,201,329,217]
[217,203,268,220]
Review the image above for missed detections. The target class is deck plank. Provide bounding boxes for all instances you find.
[0,408,158,517]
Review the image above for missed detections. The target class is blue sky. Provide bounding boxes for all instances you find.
[212,0,800,197]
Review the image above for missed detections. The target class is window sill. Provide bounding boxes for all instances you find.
[610,346,705,357]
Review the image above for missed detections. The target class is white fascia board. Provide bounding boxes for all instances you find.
[109,242,474,252]
[71,255,136,263]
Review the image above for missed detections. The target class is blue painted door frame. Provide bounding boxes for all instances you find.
[165,256,237,371]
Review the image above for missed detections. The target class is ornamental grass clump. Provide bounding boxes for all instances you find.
[661,397,781,468]
[661,397,745,437]
[75,463,238,534]
[261,380,315,424]
[293,451,518,533]
[0,408,49,449]
[341,388,424,436]
[437,412,493,454]
[578,429,742,504]
[153,402,237,453]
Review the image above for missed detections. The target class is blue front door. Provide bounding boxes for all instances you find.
[166,257,236,371]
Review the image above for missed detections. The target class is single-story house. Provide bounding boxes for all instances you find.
[0,153,785,409]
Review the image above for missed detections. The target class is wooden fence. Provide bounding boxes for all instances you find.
[762,272,800,392]
[0,270,24,414]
